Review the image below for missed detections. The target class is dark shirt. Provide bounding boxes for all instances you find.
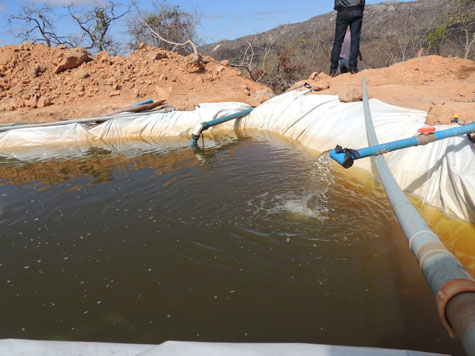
[334,0,365,11]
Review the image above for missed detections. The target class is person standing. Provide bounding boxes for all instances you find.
[330,0,365,77]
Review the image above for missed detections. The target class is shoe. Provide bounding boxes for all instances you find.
[350,70,358,74]
[329,73,337,78]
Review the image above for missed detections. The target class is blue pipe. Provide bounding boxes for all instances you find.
[330,123,475,168]
[133,98,154,106]
[190,108,254,146]
[360,77,475,354]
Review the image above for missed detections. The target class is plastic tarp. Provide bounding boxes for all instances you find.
[0,91,473,222]
[0,102,251,159]
[0,339,449,356]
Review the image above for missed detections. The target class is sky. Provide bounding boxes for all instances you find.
[0,0,414,48]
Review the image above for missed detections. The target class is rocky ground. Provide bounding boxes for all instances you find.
[0,42,272,124]
[0,43,474,127]
[292,55,475,126]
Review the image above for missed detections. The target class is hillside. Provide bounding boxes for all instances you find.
[200,0,473,80]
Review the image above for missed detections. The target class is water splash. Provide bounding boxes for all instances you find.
[300,151,335,215]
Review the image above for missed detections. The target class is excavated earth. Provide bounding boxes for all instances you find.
[292,55,475,126]
[0,42,272,124]
[0,42,474,127]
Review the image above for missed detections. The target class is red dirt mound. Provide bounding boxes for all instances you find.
[292,55,475,126]
[0,42,273,124]
[0,43,474,127]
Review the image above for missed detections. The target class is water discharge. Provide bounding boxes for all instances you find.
[0,133,470,356]
[299,151,334,218]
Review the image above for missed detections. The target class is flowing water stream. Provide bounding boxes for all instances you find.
[300,151,334,216]
[0,132,470,355]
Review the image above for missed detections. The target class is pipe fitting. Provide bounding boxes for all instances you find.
[191,123,204,138]
[330,145,360,169]
[416,134,437,146]
[190,124,204,146]
[436,279,475,338]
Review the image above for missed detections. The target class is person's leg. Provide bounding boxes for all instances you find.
[339,58,349,73]
[349,10,364,72]
[330,11,349,74]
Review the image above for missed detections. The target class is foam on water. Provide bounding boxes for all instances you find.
[244,152,335,221]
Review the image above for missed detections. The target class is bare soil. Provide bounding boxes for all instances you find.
[0,43,474,128]
[292,55,475,126]
[0,42,271,124]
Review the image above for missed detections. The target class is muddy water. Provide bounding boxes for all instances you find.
[0,133,469,355]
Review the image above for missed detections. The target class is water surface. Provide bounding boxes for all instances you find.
[0,133,467,355]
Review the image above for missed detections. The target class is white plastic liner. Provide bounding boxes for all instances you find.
[0,339,448,356]
[88,102,252,140]
[0,92,473,222]
[231,90,475,222]
[0,123,95,148]
[0,102,251,158]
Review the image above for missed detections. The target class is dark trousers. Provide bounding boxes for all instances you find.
[330,9,363,73]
